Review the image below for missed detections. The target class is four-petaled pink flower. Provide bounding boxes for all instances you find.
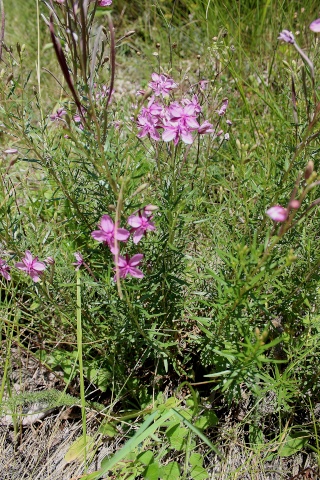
[149,73,177,97]
[278,30,295,44]
[128,211,156,244]
[310,19,320,33]
[73,252,84,270]
[266,205,288,222]
[114,254,144,280]
[91,215,130,254]
[15,250,46,282]
[0,259,11,281]
[50,108,66,121]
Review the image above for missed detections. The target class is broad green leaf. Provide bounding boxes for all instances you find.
[190,465,209,480]
[278,432,309,457]
[165,424,188,451]
[189,453,203,468]
[64,435,95,463]
[194,411,218,430]
[160,461,181,479]
[137,450,154,466]
[143,462,160,480]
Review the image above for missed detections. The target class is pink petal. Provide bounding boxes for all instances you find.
[128,267,144,278]
[132,228,145,244]
[29,272,41,282]
[129,254,144,267]
[115,255,127,268]
[32,262,46,271]
[128,215,142,228]
[25,251,33,264]
[91,230,108,242]
[310,18,320,33]
[100,215,114,233]
[162,129,176,142]
[115,228,130,241]
[180,131,194,144]
[15,262,27,271]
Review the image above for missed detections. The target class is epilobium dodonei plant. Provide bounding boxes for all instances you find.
[3,2,320,477]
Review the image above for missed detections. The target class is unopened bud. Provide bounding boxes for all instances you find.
[156,43,160,49]
[304,160,314,180]
[289,199,300,209]
[45,257,55,265]
[172,42,177,49]
[108,204,116,211]
[197,54,201,60]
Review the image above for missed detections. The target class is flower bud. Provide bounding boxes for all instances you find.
[289,199,300,209]
[304,160,314,180]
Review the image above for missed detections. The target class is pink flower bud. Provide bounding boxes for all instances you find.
[289,200,300,210]
[310,18,320,33]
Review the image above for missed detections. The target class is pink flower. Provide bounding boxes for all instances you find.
[310,19,320,33]
[128,211,156,244]
[198,120,214,134]
[182,95,202,115]
[98,0,112,5]
[50,108,66,121]
[266,205,288,222]
[162,121,194,145]
[91,215,130,254]
[167,103,199,129]
[137,113,161,141]
[4,148,18,154]
[114,254,144,280]
[278,30,295,44]
[15,250,46,282]
[217,98,228,116]
[0,259,11,281]
[149,73,177,97]
[73,252,84,270]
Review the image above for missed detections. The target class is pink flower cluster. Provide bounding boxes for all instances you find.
[0,251,49,283]
[136,73,230,146]
[91,205,157,280]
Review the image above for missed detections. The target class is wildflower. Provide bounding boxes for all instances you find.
[182,95,202,115]
[15,250,46,282]
[224,133,230,140]
[91,215,130,254]
[128,210,156,244]
[289,199,300,210]
[0,259,11,281]
[137,112,161,141]
[50,108,66,121]
[98,0,112,5]
[217,98,228,116]
[309,19,320,33]
[226,119,232,126]
[114,254,144,280]
[45,256,55,265]
[278,30,295,44]
[73,252,84,270]
[199,80,209,91]
[162,121,194,145]
[266,205,288,222]
[4,148,18,154]
[198,120,214,134]
[149,73,177,97]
